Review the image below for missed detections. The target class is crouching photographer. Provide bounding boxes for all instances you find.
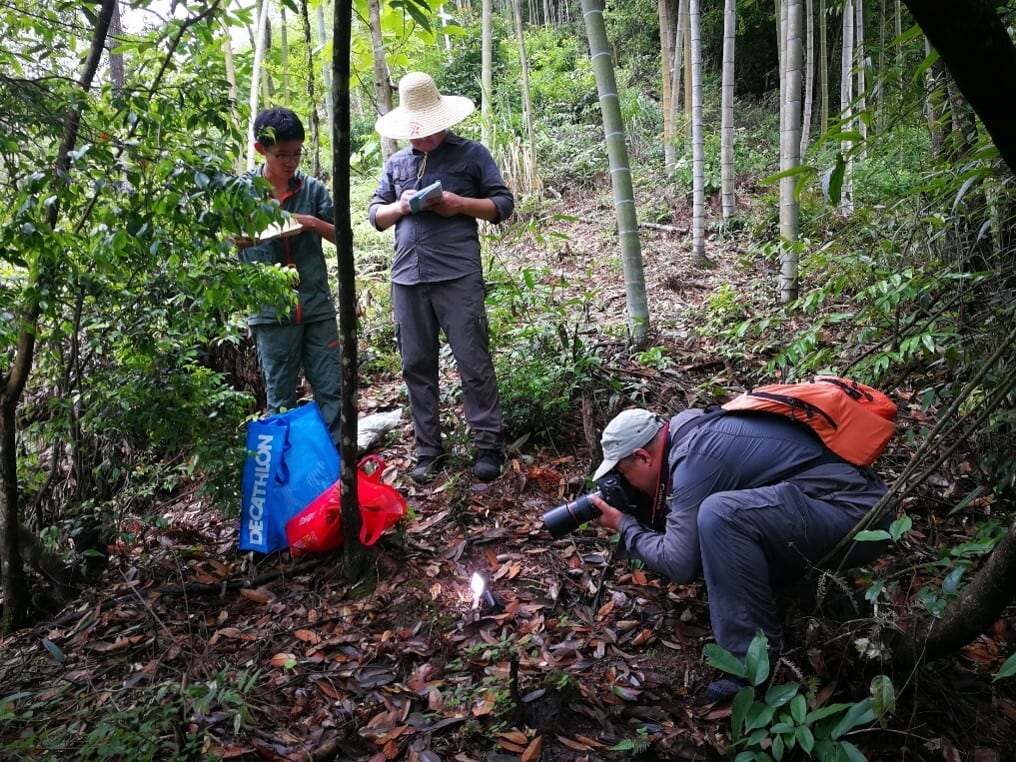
[568,407,892,702]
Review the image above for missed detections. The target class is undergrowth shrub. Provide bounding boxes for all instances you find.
[705,633,892,762]
[0,670,257,761]
[487,262,602,443]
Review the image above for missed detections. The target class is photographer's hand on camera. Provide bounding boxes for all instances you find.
[589,494,624,531]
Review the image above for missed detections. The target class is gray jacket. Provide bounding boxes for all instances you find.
[616,410,887,581]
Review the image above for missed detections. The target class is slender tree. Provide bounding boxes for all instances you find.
[510,0,539,193]
[719,0,736,219]
[903,0,1016,176]
[800,0,814,157]
[672,0,688,146]
[333,0,365,574]
[247,0,271,169]
[660,0,676,170]
[316,3,334,126]
[1,0,117,631]
[689,0,707,265]
[298,0,322,176]
[780,0,803,304]
[839,0,854,216]
[107,1,124,94]
[854,0,866,157]
[819,0,828,134]
[369,0,397,161]
[580,0,650,344]
[280,5,291,106]
[481,0,493,147]
[222,23,245,175]
[683,0,692,140]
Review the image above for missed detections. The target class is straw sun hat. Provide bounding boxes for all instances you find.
[374,72,475,140]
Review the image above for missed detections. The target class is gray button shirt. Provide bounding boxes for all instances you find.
[368,132,514,285]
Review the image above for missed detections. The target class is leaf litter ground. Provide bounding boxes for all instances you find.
[2,189,1015,761]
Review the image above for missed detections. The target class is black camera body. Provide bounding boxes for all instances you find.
[542,473,657,538]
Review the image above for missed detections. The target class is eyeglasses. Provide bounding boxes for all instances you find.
[269,149,303,162]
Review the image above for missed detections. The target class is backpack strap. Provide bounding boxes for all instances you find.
[666,405,728,473]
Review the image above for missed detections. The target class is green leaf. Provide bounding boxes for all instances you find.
[790,693,807,724]
[947,486,986,517]
[41,638,65,663]
[840,740,869,762]
[772,733,785,759]
[830,699,874,739]
[849,532,890,544]
[744,632,771,685]
[889,515,912,541]
[825,158,846,202]
[744,702,776,732]
[764,683,799,708]
[730,687,756,735]
[704,643,748,678]
[993,651,1016,681]
[942,565,966,595]
[796,724,815,754]
[806,702,855,723]
[869,675,895,725]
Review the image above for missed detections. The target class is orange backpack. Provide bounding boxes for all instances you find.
[720,376,898,466]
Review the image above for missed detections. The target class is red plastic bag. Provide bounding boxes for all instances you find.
[285,455,407,557]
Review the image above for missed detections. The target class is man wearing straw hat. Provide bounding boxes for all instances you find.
[369,72,515,484]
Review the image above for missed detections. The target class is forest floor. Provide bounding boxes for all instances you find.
[2,187,1015,761]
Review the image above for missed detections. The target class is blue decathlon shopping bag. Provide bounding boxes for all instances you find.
[239,402,340,554]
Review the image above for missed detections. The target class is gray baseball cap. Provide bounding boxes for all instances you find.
[592,408,665,481]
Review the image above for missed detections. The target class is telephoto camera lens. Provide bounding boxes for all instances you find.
[541,491,602,538]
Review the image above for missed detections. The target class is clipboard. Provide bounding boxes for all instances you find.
[256,216,304,242]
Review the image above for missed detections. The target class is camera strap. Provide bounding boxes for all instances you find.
[650,421,672,525]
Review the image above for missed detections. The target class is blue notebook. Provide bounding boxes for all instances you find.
[409,180,442,214]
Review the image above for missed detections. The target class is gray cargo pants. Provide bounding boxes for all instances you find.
[697,476,890,661]
[252,319,343,446]
[392,273,503,458]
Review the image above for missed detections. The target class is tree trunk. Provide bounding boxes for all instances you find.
[368,0,397,161]
[672,0,687,149]
[779,0,802,304]
[280,5,291,106]
[107,1,124,95]
[247,0,271,170]
[901,0,1016,178]
[838,0,854,217]
[719,0,736,220]
[580,0,650,345]
[481,0,493,148]
[799,0,813,158]
[1,0,116,632]
[660,0,675,171]
[511,0,539,194]
[819,0,828,134]
[924,41,948,155]
[892,515,1016,668]
[222,22,245,174]
[689,0,707,266]
[683,2,692,141]
[316,3,334,128]
[854,0,866,157]
[333,0,367,579]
